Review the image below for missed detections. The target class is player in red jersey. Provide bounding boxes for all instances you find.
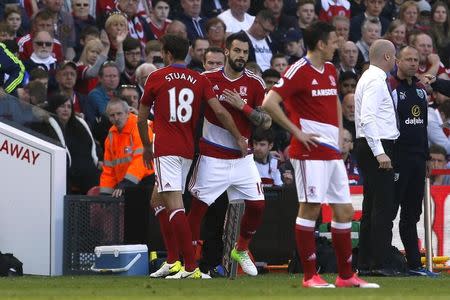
[262,21,379,288]
[187,31,272,277]
[137,34,246,279]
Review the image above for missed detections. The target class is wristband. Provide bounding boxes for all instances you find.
[242,104,253,117]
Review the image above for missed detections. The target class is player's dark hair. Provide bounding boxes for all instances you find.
[252,127,275,144]
[225,31,250,50]
[160,34,189,61]
[303,21,336,51]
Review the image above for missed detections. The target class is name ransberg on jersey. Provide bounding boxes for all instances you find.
[164,72,197,84]
[311,88,337,97]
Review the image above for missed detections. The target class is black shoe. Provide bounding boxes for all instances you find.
[371,268,405,277]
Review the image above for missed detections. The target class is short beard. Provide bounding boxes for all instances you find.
[228,57,246,72]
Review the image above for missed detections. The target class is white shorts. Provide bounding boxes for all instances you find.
[154,156,192,193]
[291,159,351,204]
[189,154,264,206]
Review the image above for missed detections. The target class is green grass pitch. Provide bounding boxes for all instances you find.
[0,273,449,300]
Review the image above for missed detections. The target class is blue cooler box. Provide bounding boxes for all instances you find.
[91,244,149,276]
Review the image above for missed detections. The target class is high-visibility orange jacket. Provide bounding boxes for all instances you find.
[99,114,154,194]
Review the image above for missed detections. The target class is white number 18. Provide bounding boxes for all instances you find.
[168,87,194,123]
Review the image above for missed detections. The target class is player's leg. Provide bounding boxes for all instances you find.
[149,186,181,278]
[291,159,334,288]
[329,160,379,288]
[156,156,201,278]
[188,156,230,244]
[227,155,265,276]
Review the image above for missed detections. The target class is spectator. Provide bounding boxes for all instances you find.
[165,19,188,39]
[135,62,157,95]
[429,144,450,185]
[187,37,209,72]
[261,68,280,92]
[263,0,297,54]
[270,53,288,74]
[18,10,64,63]
[100,99,155,197]
[201,0,227,18]
[117,84,140,114]
[338,41,359,75]
[55,60,88,116]
[318,0,351,23]
[350,0,390,43]
[149,0,172,39]
[427,97,450,154]
[339,72,357,99]
[341,92,356,140]
[72,0,96,58]
[218,0,255,34]
[429,1,450,67]
[122,37,143,85]
[47,93,100,194]
[20,80,48,108]
[104,13,128,61]
[22,30,58,93]
[409,32,448,79]
[104,0,155,49]
[203,46,225,71]
[244,9,276,71]
[356,18,382,68]
[4,5,24,38]
[296,0,315,32]
[144,40,162,65]
[282,28,304,65]
[85,61,121,125]
[252,128,283,187]
[74,26,101,62]
[341,128,360,185]
[0,22,15,42]
[384,19,407,51]
[416,0,432,29]
[28,67,49,92]
[332,15,350,48]
[399,1,422,36]
[175,0,207,41]
[41,0,76,60]
[205,17,227,49]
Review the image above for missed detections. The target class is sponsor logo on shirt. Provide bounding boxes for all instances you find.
[311,89,337,97]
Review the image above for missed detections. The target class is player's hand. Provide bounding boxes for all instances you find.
[143,146,154,169]
[112,188,123,198]
[236,136,248,157]
[293,129,320,151]
[223,89,245,110]
[376,153,392,169]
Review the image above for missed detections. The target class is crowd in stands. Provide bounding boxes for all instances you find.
[1,0,450,194]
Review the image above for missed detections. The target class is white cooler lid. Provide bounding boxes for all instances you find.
[94,244,148,255]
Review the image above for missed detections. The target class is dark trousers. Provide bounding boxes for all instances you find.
[355,138,397,270]
[395,152,426,269]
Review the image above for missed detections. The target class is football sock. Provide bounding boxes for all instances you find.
[331,221,353,279]
[236,200,265,251]
[154,206,179,264]
[295,217,317,281]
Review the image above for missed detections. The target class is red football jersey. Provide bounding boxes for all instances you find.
[74,63,99,95]
[200,68,266,159]
[271,57,341,160]
[140,64,216,159]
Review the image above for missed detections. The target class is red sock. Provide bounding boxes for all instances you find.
[154,206,179,264]
[331,222,353,279]
[295,218,317,281]
[187,197,209,242]
[236,200,265,251]
[169,209,197,272]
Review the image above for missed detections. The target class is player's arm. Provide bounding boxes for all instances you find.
[208,97,248,156]
[337,97,344,151]
[137,103,153,169]
[222,88,272,129]
[262,90,319,151]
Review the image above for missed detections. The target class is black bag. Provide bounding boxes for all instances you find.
[0,252,23,277]
[288,237,338,274]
